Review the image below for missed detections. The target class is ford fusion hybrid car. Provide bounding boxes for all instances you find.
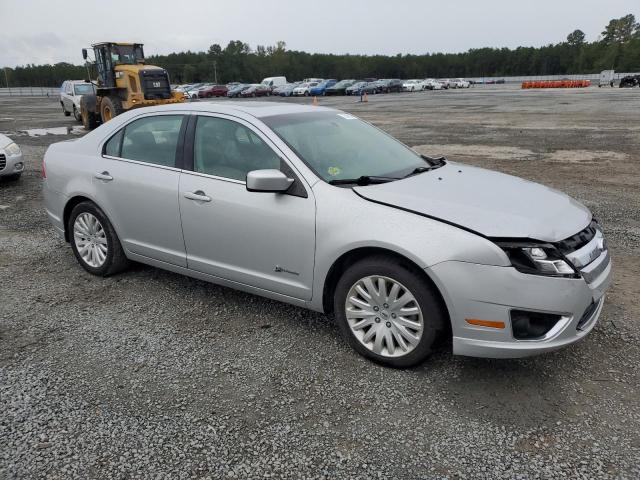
[43,103,611,367]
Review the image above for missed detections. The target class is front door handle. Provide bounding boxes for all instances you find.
[184,190,212,203]
[95,171,113,181]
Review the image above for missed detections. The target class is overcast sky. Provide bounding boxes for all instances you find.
[1,0,637,67]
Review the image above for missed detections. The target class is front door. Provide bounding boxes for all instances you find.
[179,114,316,300]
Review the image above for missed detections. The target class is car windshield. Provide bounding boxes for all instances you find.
[263,111,425,183]
[74,84,94,95]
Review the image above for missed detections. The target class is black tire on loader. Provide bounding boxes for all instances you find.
[100,96,124,123]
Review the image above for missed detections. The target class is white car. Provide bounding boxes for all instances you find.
[0,133,24,181]
[402,80,425,92]
[60,80,96,122]
[453,78,471,88]
[293,82,319,97]
[424,79,443,90]
[184,84,207,99]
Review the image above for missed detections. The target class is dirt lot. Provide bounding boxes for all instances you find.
[1,86,639,479]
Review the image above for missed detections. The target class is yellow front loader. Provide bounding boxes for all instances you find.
[80,42,183,129]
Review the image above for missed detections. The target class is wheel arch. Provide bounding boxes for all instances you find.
[62,195,121,245]
[321,247,451,332]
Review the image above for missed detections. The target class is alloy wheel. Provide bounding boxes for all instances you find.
[73,212,108,268]
[345,275,424,357]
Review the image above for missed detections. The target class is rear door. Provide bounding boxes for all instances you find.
[178,114,316,300]
[94,113,187,267]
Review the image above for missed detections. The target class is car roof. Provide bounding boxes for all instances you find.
[136,101,336,119]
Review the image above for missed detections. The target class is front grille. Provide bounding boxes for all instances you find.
[559,221,610,284]
[556,221,597,254]
[139,69,171,100]
[0,153,6,171]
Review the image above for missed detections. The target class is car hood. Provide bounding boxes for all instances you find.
[353,162,591,242]
[0,134,13,149]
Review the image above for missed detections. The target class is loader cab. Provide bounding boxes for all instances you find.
[83,43,145,88]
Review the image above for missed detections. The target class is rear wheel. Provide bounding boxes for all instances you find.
[61,103,70,116]
[334,256,446,368]
[68,201,129,277]
[100,96,123,123]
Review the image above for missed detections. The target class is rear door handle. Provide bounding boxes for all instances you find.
[184,190,212,203]
[95,171,113,181]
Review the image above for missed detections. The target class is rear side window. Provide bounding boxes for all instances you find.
[104,129,123,157]
[119,115,183,167]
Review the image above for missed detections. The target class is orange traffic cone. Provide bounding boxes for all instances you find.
[312,96,318,106]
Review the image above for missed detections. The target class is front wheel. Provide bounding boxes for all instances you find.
[68,201,129,277]
[334,256,445,368]
[61,103,70,116]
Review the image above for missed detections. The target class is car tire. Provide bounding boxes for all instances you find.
[68,201,130,277]
[334,255,446,368]
[62,103,71,116]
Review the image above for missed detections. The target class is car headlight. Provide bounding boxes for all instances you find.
[496,242,578,278]
[4,142,21,156]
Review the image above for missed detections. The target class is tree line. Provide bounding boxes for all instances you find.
[3,14,639,88]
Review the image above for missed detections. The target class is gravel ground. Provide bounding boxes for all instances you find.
[1,86,639,479]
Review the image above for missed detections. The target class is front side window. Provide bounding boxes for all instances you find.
[262,111,424,183]
[193,116,280,181]
[118,115,183,167]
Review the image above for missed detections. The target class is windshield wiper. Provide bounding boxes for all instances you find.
[403,155,447,178]
[328,175,399,186]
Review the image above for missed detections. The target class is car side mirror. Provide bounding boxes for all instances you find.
[82,48,88,60]
[246,169,294,193]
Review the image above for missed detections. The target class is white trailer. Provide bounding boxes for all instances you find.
[599,70,615,87]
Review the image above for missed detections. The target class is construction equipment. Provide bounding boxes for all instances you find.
[79,42,183,130]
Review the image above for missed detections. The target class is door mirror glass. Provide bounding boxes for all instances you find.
[82,48,88,60]
[246,169,294,193]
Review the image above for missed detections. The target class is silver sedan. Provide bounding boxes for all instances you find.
[0,133,24,180]
[42,102,611,367]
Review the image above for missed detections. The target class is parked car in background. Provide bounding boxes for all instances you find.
[325,80,357,96]
[261,76,288,89]
[227,84,251,98]
[60,80,96,121]
[374,79,403,93]
[274,83,299,97]
[424,79,443,90]
[198,85,229,98]
[43,103,611,368]
[240,84,271,97]
[309,79,337,96]
[293,82,320,96]
[183,83,206,99]
[453,78,471,88]
[0,133,24,181]
[345,81,376,95]
[402,80,425,92]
